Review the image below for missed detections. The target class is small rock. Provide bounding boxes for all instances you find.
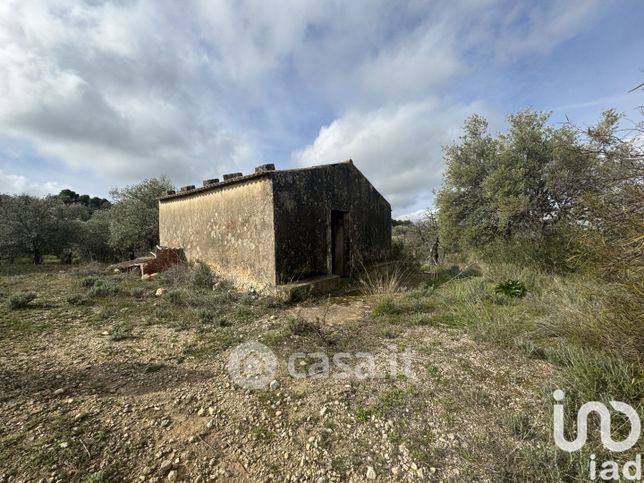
[155,288,167,297]
[53,388,65,395]
[366,466,376,480]
[59,442,68,448]
[197,408,206,417]
[269,380,280,390]
[166,470,177,482]
[207,407,215,416]
[319,407,328,417]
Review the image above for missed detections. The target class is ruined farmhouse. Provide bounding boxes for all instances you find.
[159,160,391,290]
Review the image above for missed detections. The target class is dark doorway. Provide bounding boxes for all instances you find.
[331,210,348,276]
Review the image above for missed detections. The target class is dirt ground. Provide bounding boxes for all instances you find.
[0,265,557,482]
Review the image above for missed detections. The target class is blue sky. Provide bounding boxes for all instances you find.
[0,0,642,217]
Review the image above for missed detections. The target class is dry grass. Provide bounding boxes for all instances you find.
[358,262,412,295]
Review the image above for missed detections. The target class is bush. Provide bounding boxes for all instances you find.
[164,289,184,305]
[373,297,401,316]
[495,280,527,298]
[8,292,37,309]
[81,276,99,288]
[88,280,120,297]
[192,261,214,290]
[196,308,217,323]
[110,323,133,341]
[66,293,87,306]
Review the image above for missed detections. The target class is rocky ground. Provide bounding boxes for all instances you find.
[0,264,558,482]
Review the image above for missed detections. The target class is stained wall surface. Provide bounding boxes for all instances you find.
[272,162,392,283]
[159,178,276,289]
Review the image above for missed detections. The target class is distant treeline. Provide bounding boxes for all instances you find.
[0,178,173,264]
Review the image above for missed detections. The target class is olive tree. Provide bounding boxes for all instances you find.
[106,177,174,256]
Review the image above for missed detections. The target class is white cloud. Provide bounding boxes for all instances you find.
[291,99,491,212]
[498,1,604,57]
[0,0,608,208]
[0,0,258,185]
[0,170,65,196]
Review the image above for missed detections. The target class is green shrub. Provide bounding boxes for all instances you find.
[495,280,527,298]
[8,292,37,309]
[66,293,87,306]
[110,323,133,341]
[373,297,400,316]
[411,313,433,326]
[164,289,184,305]
[192,261,214,290]
[129,287,144,298]
[88,280,120,297]
[196,308,216,323]
[355,407,374,422]
[81,276,99,288]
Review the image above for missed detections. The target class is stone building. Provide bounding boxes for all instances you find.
[158,160,391,290]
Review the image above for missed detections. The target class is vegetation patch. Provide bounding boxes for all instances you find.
[494,279,527,298]
[7,291,37,309]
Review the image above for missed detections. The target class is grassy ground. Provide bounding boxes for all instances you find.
[0,261,641,481]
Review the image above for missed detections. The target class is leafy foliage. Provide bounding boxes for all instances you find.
[436,109,642,276]
[8,292,37,309]
[107,177,174,255]
[57,189,110,212]
[192,261,214,290]
[494,280,527,298]
[0,177,173,264]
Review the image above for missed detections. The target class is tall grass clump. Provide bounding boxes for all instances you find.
[545,345,643,406]
[359,263,411,295]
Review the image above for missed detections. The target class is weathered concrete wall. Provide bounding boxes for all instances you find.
[159,178,276,290]
[272,162,391,282]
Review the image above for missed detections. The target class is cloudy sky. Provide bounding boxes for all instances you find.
[0,0,642,217]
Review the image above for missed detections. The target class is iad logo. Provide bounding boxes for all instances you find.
[553,389,642,480]
[553,389,641,452]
